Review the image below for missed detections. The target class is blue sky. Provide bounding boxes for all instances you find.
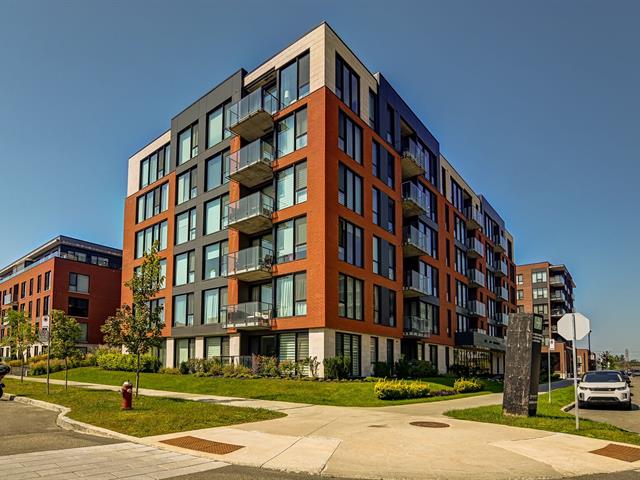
[1,1,638,355]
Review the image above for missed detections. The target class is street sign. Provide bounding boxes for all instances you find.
[557,313,590,341]
[41,315,50,329]
[549,339,555,351]
[38,328,49,343]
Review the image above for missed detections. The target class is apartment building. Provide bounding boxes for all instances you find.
[0,236,122,357]
[122,22,516,376]
[516,262,577,377]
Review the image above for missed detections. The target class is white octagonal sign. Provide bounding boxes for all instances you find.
[557,312,591,341]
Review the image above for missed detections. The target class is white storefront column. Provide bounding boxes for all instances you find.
[229,333,241,364]
[194,337,205,359]
[309,328,328,377]
[165,338,175,368]
[437,345,447,374]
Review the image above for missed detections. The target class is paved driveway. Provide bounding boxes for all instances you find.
[578,383,640,434]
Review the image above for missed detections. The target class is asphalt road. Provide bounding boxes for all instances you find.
[577,382,640,433]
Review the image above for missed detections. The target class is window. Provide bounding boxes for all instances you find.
[173,293,194,326]
[37,275,41,293]
[277,107,307,157]
[454,215,466,244]
[532,271,547,283]
[533,304,549,315]
[517,289,524,300]
[372,236,395,280]
[455,247,467,274]
[20,282,25,299]
[178,123,198,165]
[275,272,307,317]
[205,336,229,359]
[206,101,232,148]
[533,287,548,299]
[338,218,363,267]
[373,285,396,327]
[204,194,229,234]
[279,52,310,107]
[29,279,33,296]
[338,273,363,320]
[68,297,89,317]
[338,163,362,214]
[386,104,394,145]
[372,188,395,233]
[177,168,197,204]
[517,273,523,285]
[276,161,307,210]
[159,259,167,289]
[335,332,360,377]
[77,323,88,342]
[137,183,169,222]
[203,288,227,324]
[204,241,228,279]
[206,151,230,191]
[368,89,377,129]
[338,110,362,163]
[69,273,89,293]
[372,140,394,188]
[174,338,195,366]
[175,208,197,245]
[174,251,196,286]
[139,145,168,189]
[451,180,464,212]
[335,54,360,114]
[44,271,51,291]
[456,281,468,309]
[275,216,307,263]
[135,220,168,258]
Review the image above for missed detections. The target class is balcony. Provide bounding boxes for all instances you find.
[228,139,274,188]
[467,269,485,288]
[403,316,431,338]
[492,312,510,325]
[455,330,506,352]
[551,308,567,318]
[226,191,274,235]
[495,236,508,253]
[225,246,273,282]
[496,260,508,277]
[227,88,279,142]
[550,275,565,287]
[402,226,429,257]
[401,182,428,217]
[225,302,273,330]
[2,294,16,306]
[468,300,486,317]
[403,270,432,298]
[551,291,567,303]
[400,138,426,178]
[465,207,483,230]
[495,286,509,302]
[467,237,484,258]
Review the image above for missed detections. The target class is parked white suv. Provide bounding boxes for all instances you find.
[577,370,632,410]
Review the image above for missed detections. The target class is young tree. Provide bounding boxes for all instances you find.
[1,310,38,383]
[101,243,164,396]
[49,310,82,390]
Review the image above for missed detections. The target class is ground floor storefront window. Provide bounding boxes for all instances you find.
[453,348,491,375]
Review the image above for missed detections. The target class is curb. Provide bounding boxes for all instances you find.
[2,393,139,443]
[562,402,575,412]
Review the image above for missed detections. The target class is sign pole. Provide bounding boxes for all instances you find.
[572,312,579,430]
[548,343,552,403]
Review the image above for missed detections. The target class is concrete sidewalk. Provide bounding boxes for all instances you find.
[10,375,640,479]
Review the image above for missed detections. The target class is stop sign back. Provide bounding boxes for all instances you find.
[557,312,591,341]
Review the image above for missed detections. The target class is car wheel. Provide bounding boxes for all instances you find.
[578,401,587,409]
[625,401,633,411]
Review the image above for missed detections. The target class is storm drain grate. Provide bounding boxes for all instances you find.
[160,436,244,455]
[590,444,640,462]
[368,424,389,428]
[410,421,450,428]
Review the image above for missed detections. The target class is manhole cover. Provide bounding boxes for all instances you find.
[410,421,450,428]
[160,436,244,455]
[590,444,640,462]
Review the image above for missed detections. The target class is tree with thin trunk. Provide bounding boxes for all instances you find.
[101,243,164,397]
[49,310,82,390]
[1,310,37,383]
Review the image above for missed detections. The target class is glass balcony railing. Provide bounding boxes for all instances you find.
[550,275,565,287]
[401,182,429,216]
[495,286,509,301]
[227,139,274,187]
[493,312,510,325]
[467,269,485,288]
[226,191,274,234]
[225,246,273,281]
[496,236,508,252]
[468,300,487,317]
[403,316,431,338]
[225,301,273,329]
[551,292,567,302]
[552,308,567,317]
[400,138,427,178]
[402,226,429,257]
[404,270,434,297]
[227,88,280,141]
[465,207,484,229]
[496,260,508,277]
[467,237,484,257]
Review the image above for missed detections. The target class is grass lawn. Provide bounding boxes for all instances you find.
[41,367,503,407]
[445,386,640,446]
[3,378,284,437]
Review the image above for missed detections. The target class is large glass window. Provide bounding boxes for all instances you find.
[69,273,89,293]
[173,294,194,326]
[203,241,228,279]
[276,161,307,210]
[372,236,395,280]
[205,336,229,359]
[335,332,360,377]
[68,297,89,317]
[338,163,362,214]
[178,123,198,165]
[277,107,308,157]
[372,140,394,188]
[206,151,229,191]
[136,183,169,223]
[203,287,228,324]
[338,218,363,267]
[204,194,229,234]
[135,220,168,258]
[338,110,362,163]
[532,271,547,283]
[175,208,197,245]
[335,54,360,114]
[174,251,196,286]
[275,272,307,317]
[139,145,168,189]
[177,168,197,204]
[279,52,310,107]
[174,338,194,366]
[206,101,232,148]
[372,188,395,233]
[373,286,396,326]
[338,273,363,320]
[533,287,548,299]
[275,216,307,263]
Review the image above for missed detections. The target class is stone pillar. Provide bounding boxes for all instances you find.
[309,328,327,377]
[165,338,175,368]
[437,346,447,374]
[195,337,205,359]
[229,333,241,364]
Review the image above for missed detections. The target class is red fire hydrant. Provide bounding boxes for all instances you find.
[120,381,133,410]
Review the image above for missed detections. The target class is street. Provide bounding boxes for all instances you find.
[577,382,640,433]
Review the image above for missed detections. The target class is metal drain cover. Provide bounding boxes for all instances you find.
[160,436,244,455]
[410,421,450,428]
[368,424,389,428]
[590,444,640,462]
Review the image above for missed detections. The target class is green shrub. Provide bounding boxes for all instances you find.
[373,361,392,378]
[395,358,438,379]
[279,360,296,378]
[323,356,352,379]
[453,377,483,393]
[159,367,181,375]
[96,352,160,373]
[30,359,65,375]
[222,363,253,378]
[253,355,279,377]
[374,379,431,400]
[449,364,470,378]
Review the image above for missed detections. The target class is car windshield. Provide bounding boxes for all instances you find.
[583,372,622,383]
